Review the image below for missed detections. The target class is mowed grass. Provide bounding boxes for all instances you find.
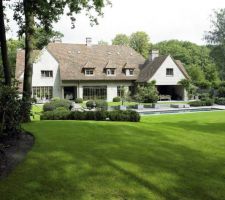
[1,112,225,200]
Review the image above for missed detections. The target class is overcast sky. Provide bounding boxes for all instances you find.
[7,0,225,45]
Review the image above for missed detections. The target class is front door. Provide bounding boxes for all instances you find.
[64,87,77,100]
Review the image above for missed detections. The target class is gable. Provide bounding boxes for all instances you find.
[149,55,187,85]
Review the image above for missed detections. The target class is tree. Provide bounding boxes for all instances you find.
[98,40,108,45]
[129,32,151,58]
[0,0,11,85]
[112,34,129,46]
[33,28,64,50]
[205,9,225,80]
[12,0,110,121]
[134,81,159,103]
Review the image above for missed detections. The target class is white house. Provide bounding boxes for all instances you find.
[16,39,189,102]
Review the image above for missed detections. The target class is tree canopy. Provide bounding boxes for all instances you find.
[154,40,220,84]
[205,9,225,80]
[112,32,151,58]
[112,34,130,46]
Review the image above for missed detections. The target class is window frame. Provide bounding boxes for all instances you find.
[166,68,174,76]
[41,70,53,78]
[85,69,94,76]
[106,68,116,76]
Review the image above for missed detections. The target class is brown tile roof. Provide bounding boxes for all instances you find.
[174,59,190,79]
[137,55,189,82]
[137,55,168,82]
[46,43,145,81]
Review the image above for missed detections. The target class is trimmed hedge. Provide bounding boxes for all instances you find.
[75,98,83,103]
[41,110,140,122]
[113,97,121,102]
[108,110,140,122]
[43,99,71,112]
[86,100,108,110]
[215,97,225,105]
[189,99,214,107]
[40,107,70,120]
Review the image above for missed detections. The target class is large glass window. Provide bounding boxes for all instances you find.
[32,86,53,100]
[41,70,53,77]
[83,86,107,100]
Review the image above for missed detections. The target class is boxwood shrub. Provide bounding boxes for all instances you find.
[43,99,71,112]
[40,107,70,120]
[75,98,83,103]
[41,110,140,122]
[108,110,140,122]
[86,100,108,110]
[189,99,214,107]
[113,97,121,102]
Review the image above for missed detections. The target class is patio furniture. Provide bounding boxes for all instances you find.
[159,95,171,101]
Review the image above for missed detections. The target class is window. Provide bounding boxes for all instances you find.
[32,86,53,100]
[41,70,53,78]
[106,69,115,76]
[83,86,107,100]
[126,69,134,76]
[85,69,94,76]
[117,86,122,97]
[166,68,174,76]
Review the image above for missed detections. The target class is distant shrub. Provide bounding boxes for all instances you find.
[86,100,95,109]
[43,99,71,112]
[198,93,210,101]
[205,99,214,106]
[113,97,121,102]
[95,100,108,110]
[217,87,225,98]
[215,97,225,105]
[189,99,214,107]
[108,110,140,122]
[189,101,203,107]
[75,98,83,103]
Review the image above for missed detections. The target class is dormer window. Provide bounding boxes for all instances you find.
[41,70,53,78]
[126,69,134,76]
[106,69,115,76]
[85,69,94,76]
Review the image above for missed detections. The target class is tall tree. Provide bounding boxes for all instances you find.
[33,28,64,50]
[13,0,110,121]
[112,34,129,46]
[129,31,151,58]
[205,9,225,80]
[0,0,11,85]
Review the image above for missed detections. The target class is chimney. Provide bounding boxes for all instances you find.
[86,37,92,47]
[149,50,159,61]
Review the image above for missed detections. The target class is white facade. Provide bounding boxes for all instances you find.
[149,56,186,85]
[32,48,61,98]
[28,50,188,102]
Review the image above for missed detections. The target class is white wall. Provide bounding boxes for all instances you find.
[149,56,186,85]
[32,48,62,98]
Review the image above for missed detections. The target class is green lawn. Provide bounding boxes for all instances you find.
[1,112,225,200]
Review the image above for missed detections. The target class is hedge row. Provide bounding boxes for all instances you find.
[189,99,214,107]
[40,109,140,122]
